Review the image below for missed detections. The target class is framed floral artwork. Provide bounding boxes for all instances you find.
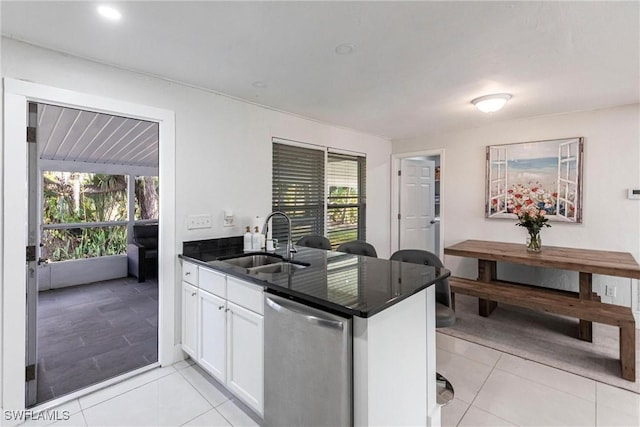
[486,137,584,223]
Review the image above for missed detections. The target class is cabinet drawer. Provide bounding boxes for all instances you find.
[182,261,199,285]
[227,276,264,315]
[200,267,227,298]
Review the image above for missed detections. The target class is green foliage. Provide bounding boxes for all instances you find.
[42,172,128,261]
[515,207,551,235]
[328,186,359,225]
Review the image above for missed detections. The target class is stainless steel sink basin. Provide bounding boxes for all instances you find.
[219,253,309,275]
[220,254,284,269]
[248,262,306,274]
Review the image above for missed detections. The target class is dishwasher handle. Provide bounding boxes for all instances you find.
[265,296,344,330]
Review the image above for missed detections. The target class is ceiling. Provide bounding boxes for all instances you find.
[37,103,159,169]
[2,1,639,140]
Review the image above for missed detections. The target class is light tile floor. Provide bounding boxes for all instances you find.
[22,332,640,427]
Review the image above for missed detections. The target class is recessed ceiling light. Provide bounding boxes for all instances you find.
[252,81,267,89]
[335,43,356,55]
[97,5,122,21]
[471,93,512,113]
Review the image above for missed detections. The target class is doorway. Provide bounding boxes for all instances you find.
[2,78,177,414]
[391,150,444,257]
[27,102,160,406]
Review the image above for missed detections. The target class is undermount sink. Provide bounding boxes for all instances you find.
[248,262,306,274]
[219,253,309,274]
[219,254,284,269]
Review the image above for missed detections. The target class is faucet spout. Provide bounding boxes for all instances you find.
[262,211,297,258]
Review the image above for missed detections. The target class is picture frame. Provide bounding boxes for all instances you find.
[486,137,584,223]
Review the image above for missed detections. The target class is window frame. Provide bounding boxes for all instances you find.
[271,139,366,248]
[326,151,367,248]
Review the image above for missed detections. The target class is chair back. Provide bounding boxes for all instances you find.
[337,241,378,258]
[133,224,158,249]
[296,235,332,250]
[390,249,450,308]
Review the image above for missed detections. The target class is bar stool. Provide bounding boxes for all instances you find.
[336,240,378,258]
[296,235,332,250]
[390,249,455,406]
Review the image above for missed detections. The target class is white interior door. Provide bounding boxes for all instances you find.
[399,158,436,252]
[26,102,40,406]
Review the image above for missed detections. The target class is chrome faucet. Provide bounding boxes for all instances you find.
[262,211,297,258]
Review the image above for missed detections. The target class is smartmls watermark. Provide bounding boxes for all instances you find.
[3,409,71,422]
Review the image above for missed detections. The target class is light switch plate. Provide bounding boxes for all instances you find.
[188,214,212,229]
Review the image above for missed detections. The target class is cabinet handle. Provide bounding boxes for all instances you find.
[225,308,230,312]
[185,271,191,275]
[218,305,224,310]
[191,292,196,296]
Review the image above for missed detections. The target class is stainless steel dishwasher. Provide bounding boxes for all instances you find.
[264,293,352,427]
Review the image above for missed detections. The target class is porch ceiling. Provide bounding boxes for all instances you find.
[37,103,159,169]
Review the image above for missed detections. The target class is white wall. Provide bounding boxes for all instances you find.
[393,104,640,312]
[1,38,391,252]
[0,37,391,410]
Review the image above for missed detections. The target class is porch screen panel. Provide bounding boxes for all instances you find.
[272,142,325,242]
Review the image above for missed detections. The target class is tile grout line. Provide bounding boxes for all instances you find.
[492,357,599,407]
[436,334,503,369]
[176,368,235,427]
[178,406,217,427]
[176,366,234,408]
[78,367,178,411]
[80,408,88,427]
[455,352,513,427]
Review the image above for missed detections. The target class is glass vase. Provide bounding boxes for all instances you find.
[526,232,542,252]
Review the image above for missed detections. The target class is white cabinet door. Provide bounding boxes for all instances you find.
[181,281,199,358]
[226,301,264,416]
[182,261,199,285]
[198,289,227,383]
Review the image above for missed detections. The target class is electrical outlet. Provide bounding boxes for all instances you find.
[604,285,617,298]
[187,214,212,230]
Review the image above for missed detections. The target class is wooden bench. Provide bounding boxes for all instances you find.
[449,276,637,382]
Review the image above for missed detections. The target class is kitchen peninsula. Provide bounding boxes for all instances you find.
[179,239,450,426]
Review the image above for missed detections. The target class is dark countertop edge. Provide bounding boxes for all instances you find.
[178,253,447,318]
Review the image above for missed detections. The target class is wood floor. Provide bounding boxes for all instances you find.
[36,276,158,404]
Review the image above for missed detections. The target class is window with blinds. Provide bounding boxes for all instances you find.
[272,142,325,243]
[327,152,366,248]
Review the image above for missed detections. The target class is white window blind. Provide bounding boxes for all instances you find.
[272,142,325,242]
[327,152,366,248]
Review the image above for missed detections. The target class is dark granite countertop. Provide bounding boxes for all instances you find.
[179,238,449,318]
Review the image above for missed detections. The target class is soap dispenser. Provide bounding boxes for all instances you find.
[243,226,252,252]
[252,226,262,251]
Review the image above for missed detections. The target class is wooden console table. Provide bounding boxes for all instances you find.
[444,239,639,381]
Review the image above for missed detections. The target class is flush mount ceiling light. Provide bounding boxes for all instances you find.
[97,5,122,21]
[471,93,512,113]
[335,43,356,55]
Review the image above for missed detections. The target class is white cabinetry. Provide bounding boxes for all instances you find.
[181,260,264,417]
[227,301,264,412]
[198,289,226,382]
[181,282,198,359]
[181,262,199,359]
